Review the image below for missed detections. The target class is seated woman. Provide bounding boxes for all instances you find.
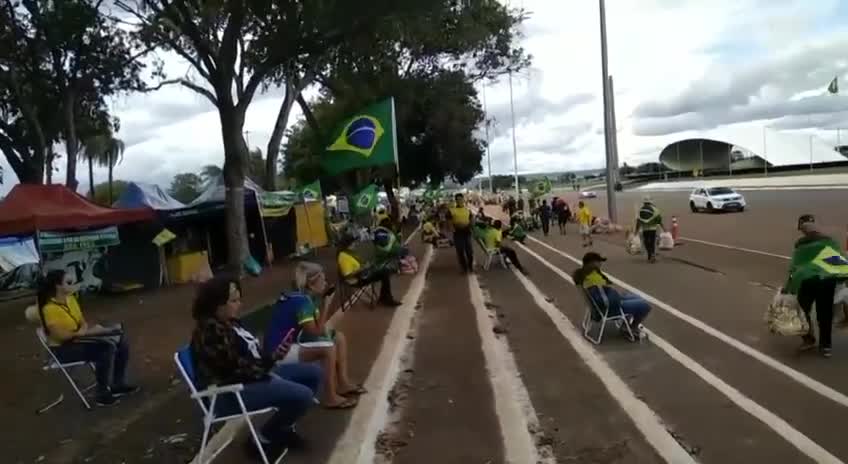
[484,220,529,275]
[422,216,440,245]
[264,262,364,410]
[191,275,322,458]
[37,270,139,407]
[337,234,401,306]
[506,215,527,244]
[572,252,651,341]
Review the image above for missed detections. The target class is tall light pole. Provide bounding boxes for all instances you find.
[599,0,618,223]
[508,71,520,201]
[482,84,494,193]
[607,75,620,186]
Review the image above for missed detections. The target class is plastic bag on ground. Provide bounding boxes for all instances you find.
[765,290,810,336]
[658,231,675,250]
[625,232,642,255]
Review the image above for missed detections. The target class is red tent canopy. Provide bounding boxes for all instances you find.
[0,184,155,236]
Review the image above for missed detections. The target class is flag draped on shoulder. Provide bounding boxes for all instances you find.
[828,76,839,94]
[322,98,398,175]
[298,180,322,201]
[531,177,552,198]
[352,184,379,216]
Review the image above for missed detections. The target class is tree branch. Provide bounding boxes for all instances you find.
[140,77,218,105]
[297,93,321,135]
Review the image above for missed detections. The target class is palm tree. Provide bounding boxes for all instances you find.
[83,134,125,204]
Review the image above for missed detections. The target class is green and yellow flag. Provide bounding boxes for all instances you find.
[322,98,398,175]
[531,177,552,198]
[352,184,379,216]
[298,180,322,201]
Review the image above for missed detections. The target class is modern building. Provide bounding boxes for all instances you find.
[658,127,847,172]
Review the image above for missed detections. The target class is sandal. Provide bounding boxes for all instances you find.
[341,384,368,397]
[323,396,358,409]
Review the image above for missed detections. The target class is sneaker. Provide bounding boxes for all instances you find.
[244,437,286,462]
[95,393,119,407]
[821,347,833,358]
[111,385,141,397]
[279,429,308,452]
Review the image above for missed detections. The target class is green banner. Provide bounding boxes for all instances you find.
[259,191,297,217]
[38,226,120,253]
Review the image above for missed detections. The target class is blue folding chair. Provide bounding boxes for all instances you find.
[174,347,285,464]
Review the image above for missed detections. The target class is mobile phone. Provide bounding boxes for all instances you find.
[324,285,337,297]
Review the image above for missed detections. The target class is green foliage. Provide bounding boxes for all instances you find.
[92,180,130,206]
[168,173,204,204]
[491,174,526,191]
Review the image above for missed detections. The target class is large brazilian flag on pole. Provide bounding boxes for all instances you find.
[322,98,399,175]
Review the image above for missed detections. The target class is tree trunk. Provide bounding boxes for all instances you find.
[88,156,95,199]
[107,152,114,204]
[63,92,79,191]
[264,82,297,191]
[382,176,401,225]
[220,107,250,275]
[43,150,53,184]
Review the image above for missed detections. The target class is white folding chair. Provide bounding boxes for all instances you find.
[35,328,97,412]
[174,347,286,464]
[580,286,635,345]
[475,237,507,271]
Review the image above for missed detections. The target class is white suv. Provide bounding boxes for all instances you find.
[689,187,746,213]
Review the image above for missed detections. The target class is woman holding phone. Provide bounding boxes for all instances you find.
[265,262,363,410]
[191,275,322,458]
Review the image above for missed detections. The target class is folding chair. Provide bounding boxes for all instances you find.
[475,237,507,271]
[35,328,97,412]
[580,286,635,345]
[338,270,378,312]
[174,347,286,464]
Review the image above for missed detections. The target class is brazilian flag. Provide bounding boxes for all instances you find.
[531,177,552,198]
[299,180,322,201]
[352,184,379,216]
[322,98,398,175]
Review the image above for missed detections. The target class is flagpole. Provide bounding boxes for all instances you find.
[482,84,494,194]
[390,97,403,228]
[508,71,520,202]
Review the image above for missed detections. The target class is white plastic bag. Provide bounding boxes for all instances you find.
[625,232,642,255]
[658,231,674,250]
[765,290,809,336]
[835,282,848,305]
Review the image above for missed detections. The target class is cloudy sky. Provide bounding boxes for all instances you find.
[4,0,848,195]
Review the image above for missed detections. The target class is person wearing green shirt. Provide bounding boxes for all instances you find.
[634,196,665,263]
[506,215,527,244]
[785,214,848,357]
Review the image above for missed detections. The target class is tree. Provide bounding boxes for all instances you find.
[116,0,426,272]
[92,179,129,206]
[200,164,222,186]
[1,1,151,189]
[246,147,265,186]
[168,173,203,204]
[83,133,125,203]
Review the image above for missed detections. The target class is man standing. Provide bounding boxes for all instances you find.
[635,196,664,263]
[577,201,593,247]
[449,193,475,273]
[539,199,552,236]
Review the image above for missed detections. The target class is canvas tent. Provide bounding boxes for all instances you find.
[113,182,186,210]
[0,184,155,236]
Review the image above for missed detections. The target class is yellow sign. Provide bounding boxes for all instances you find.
[152,228,177,247]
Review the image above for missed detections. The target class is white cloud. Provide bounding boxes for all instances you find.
[3,0,848,196]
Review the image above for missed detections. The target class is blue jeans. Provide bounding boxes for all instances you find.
[216,363,322,439]
[619,292,651,326]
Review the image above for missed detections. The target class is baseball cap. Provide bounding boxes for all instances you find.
[582,252,607,265]
[797,214,815,230]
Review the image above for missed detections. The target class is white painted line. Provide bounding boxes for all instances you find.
[327,245,434,464]
[524,236,848,410]
[468,274,552,464]
[517,245,843,464]
[679,236,790,260]
[509,267,697,463]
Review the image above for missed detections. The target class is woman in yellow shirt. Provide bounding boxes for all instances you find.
[37,270,138,406]
[577,201,593,247]
[337,234,401,306]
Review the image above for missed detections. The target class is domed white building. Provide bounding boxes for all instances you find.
[658,127,846,171]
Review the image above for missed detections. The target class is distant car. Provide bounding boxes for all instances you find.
[579,191,598,199]
[689,187,746,212]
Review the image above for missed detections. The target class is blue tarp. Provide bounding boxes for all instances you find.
[113,182,186,210]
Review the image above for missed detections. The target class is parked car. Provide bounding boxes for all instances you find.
[689,187,746,212]
[579,190,598,199]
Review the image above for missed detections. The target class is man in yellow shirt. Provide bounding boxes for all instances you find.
[337,234,400,306]
[577,201,593,247]
[482,220,528,275]
[448,193,475,273]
